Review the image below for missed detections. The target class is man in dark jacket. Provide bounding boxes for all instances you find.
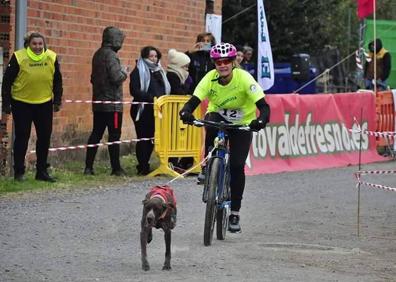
[84,26,128,176]
[364,38,392,90]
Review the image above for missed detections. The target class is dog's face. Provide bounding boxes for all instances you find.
[143,197,167,228]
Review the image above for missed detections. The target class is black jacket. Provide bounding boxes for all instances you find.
[129,67,166,103]
[186,50,214,92]
[166,72,189,95]
[90,27,127,112]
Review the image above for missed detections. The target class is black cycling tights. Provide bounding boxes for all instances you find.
[204,113,252,212]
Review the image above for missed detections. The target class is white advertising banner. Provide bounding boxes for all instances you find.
[205,14,222,45]
[257,0,274,90]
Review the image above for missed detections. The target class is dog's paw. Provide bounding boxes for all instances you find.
[142,262,150,271]
[147,232,152,244]
[162,264,171,271]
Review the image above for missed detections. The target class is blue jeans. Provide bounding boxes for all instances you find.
[365,79,388,91]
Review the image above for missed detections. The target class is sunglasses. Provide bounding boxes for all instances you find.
[214,59,233,66]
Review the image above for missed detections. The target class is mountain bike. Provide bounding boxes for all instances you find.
[192,119,250,246]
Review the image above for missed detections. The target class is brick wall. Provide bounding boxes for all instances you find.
[5,0,222,164]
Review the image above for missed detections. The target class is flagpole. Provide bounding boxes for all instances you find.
[373,0,377,93]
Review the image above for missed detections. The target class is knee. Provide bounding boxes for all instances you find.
[109,131,121,141]
[230,164,244,176]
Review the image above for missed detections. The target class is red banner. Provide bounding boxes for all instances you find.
[357,0,375,19]
[246,93,386,175]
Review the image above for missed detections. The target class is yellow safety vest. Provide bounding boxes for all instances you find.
[12,48,56,104]
[366,48,389,80]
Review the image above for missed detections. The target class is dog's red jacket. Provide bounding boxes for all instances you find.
[147,185,177,230]
[148,185,176,207]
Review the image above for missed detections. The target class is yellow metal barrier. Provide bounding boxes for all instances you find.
[148,95,203,177]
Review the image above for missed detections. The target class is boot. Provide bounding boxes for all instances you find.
[13,165,25,182]
[84,167,95,175]
[136,164,150,176]
[111,167,126,176]
[35,170,56,183]
[14,173,25,182]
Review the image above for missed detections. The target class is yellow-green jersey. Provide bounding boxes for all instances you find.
[193,68,265,125]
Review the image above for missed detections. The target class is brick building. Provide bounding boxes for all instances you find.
[0,0,222,170]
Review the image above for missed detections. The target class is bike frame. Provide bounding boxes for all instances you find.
[192,119,250,245]
[207,129,230,209]
[194,119,250,206]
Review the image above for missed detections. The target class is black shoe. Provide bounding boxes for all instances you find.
[111,168,126,176]
[14,174,25,182]
[84,167,95,175]
[136,164,150,176]
[35,171,56,183]
[228,214,241,233]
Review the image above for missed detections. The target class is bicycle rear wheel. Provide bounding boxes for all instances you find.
[203,158,220,246]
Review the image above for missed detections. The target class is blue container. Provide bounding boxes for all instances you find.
[266,63,317,94]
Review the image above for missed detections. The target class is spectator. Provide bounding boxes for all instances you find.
[84,26,128,176]
[167,48,191,94]
[166,48,193,170]
[130,46,170,175]
[364,38,392,91]
[186,32,216,91]
[241,45,256,78]
[235,45,244,68]
[1,32,63,182]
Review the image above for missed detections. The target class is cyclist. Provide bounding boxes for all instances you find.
[179,42,270,233]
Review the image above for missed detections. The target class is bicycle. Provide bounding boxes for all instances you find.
[192,119,250,246]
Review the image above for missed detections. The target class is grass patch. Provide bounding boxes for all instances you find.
[0,154,153,195]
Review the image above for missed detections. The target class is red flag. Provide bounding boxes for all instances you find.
[357,0,375,19]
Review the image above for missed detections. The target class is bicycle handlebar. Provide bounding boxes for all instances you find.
[192,119,251,131]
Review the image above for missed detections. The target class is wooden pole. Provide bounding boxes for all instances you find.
[357,108,363,237]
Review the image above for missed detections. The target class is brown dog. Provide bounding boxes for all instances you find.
[140,185,177,271]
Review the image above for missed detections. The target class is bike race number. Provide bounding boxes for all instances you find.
[219,109,243,123]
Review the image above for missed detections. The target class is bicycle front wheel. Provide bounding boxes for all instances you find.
[217,161,230,240]
[203,158,220,246]
[216,206,229,240]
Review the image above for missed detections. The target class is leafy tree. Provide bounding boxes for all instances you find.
[222,0,395,62]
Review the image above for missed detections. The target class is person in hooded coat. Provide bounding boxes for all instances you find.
[364,38,392,90]
[130,46,170,175]
[84,26,128,176]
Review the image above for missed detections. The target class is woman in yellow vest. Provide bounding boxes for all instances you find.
[1,32,63,182]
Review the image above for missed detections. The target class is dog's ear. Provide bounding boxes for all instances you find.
[142,199,148,205]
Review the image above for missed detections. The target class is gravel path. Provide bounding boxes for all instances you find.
[1,161,396,282]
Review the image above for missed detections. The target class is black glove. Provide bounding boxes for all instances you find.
[249,119,266,131]
[53,104,61,112]
[179,110,195,124]
[2,104,11,115]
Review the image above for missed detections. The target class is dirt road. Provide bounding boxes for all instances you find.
[1,161,396,281]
